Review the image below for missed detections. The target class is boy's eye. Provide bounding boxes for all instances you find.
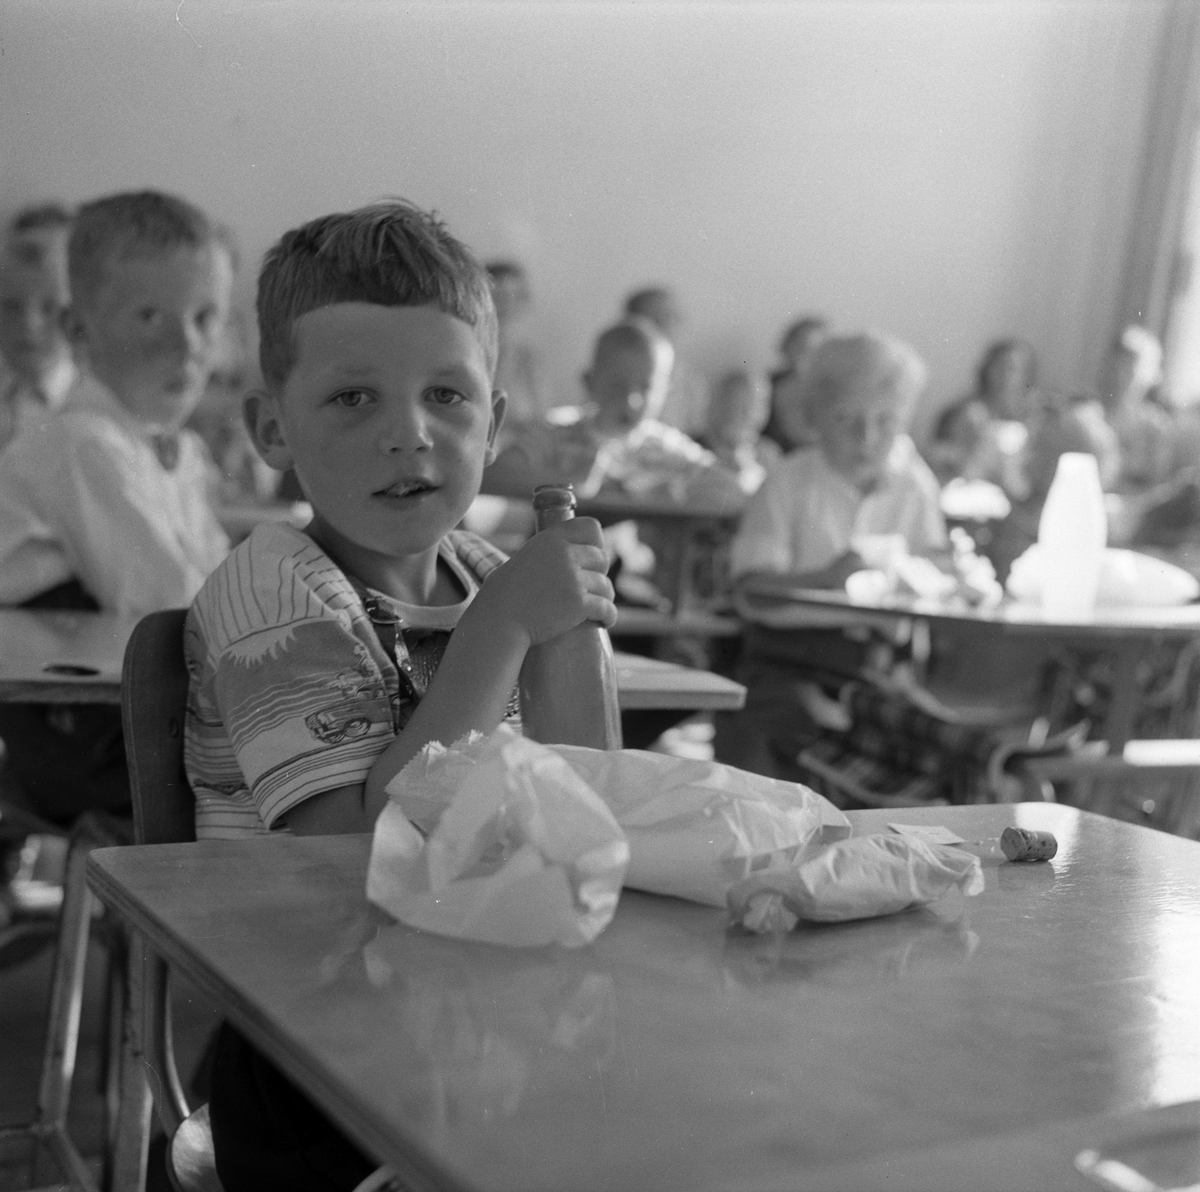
[137,307,160,326]
[331,389,373,410]
[427,386,465,406]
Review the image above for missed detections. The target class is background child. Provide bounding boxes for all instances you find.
[716,331,944,779]
[183,199,616,1190]
[698,367,771,494]
[731,331,944,592]
[0,190,232,824]
[487,258,548,423]
[775,313,828,373]
[484,317,742,504]
[622,284,709,433]
[1103,324,1174,491]
[0,204,76,450]
[925,337,1038,492]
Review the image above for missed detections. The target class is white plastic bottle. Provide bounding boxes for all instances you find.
[1036,452,1107,619]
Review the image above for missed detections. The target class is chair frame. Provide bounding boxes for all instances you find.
[106,610,398,1192]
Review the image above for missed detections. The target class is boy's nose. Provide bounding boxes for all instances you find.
[380,402,433,452]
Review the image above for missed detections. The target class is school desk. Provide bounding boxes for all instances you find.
[577,491,744,614]
[0,610,745,713]
[216,498,312,543]
[87,803,1200,1192]
[737,587,1200,749]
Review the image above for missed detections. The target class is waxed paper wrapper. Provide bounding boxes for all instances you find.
[367,728,630,948]
[379,725,852,918]
[727,832,985,933]
[548,743,852,906]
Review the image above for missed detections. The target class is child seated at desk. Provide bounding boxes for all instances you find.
[183,199,617,1190]
[715,331,945,779]
[0,204,76,451]
[697,368,772,494]
[0,190,232,824]
[484,317,743,505]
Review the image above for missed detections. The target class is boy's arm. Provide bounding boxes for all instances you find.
[283,518,616,835]
[734,553,867,595]
[283,613,529,835]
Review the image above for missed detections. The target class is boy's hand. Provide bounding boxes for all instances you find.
[473,517,617,648]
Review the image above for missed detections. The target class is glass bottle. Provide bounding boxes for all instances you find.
[518,484,624,748]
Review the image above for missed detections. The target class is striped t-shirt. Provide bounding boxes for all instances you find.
[184,522,506,839]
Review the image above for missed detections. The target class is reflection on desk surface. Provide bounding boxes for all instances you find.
[85,804,1200,1192]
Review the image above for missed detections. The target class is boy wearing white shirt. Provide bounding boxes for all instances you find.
[0,190,232,822]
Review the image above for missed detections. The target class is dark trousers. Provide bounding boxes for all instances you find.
[712,627,870,780]
[209,1023,376,1192]
[0,580,130,827]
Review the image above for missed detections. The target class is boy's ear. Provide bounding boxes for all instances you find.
[484,389,508,466]
[243,389,293,470]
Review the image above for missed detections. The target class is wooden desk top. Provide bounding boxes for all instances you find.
[87,804,1200,1192]
[0,608,137,703]
[738,587,1200,639]
[0,609,744,712]
[613,651,745,709]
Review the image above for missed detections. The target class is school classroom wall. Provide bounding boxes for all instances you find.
[0,0,1170,423]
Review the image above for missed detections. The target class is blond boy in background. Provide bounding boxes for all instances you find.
[716,332,945,779]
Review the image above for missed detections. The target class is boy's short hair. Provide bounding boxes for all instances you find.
[9,203,73,237]
[803,332,928,418]
[976,337,1037,395]
[5,204,72,270]
[68,190,223,310]
[258,199,497,391]
[593,317,675,376]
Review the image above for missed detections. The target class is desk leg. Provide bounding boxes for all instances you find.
[1104,641,1146,751]
[109,930,153,1191]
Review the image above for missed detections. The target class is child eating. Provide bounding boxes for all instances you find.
[183,199,617,1189]
[483,317,742,504]
[716,332,945,779]
[731,331,944,592]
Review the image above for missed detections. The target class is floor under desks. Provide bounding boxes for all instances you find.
[0,936,219,1192]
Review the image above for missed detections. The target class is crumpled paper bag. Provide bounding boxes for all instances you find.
[727,832,984,934]
[548,744,851,906]
[367,728,629,947]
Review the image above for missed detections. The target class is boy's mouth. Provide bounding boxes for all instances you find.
[374,478,438,501]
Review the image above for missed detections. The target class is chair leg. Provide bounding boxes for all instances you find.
[36,834,94,1131]
[0,828,104,1191]
[102,929,128,1180]
[109,930,155,1192]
